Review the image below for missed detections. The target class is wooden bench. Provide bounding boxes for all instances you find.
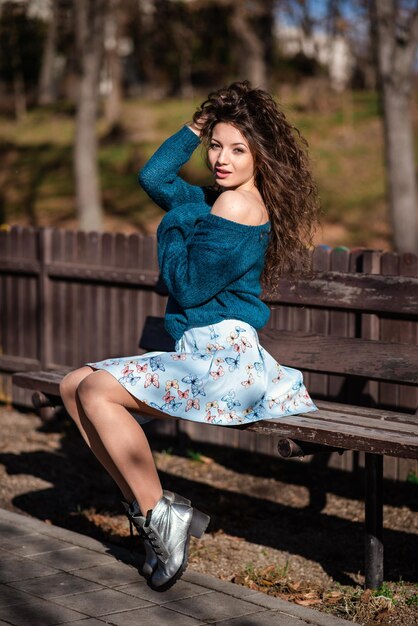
[13,273,418,590]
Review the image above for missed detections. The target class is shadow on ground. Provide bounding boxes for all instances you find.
[1,411,417,588]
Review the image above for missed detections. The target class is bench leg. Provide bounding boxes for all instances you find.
[364,453,383,589]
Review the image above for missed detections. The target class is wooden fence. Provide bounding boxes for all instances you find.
[1,225,417,481]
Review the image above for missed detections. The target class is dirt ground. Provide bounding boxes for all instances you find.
[0,404,417,624]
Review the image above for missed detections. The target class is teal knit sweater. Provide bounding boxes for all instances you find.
[138,125,271,341]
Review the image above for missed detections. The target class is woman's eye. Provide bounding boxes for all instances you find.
[209,143,220,150]
[234,148,244,154]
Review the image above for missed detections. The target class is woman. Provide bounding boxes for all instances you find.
[60,81,319,591]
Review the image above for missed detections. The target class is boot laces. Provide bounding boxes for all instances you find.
[145,528,163,556]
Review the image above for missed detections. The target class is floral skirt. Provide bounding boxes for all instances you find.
[86,319,317,427]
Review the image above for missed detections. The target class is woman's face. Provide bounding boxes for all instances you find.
[207,122,255,190]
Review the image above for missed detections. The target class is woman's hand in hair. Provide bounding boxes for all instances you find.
[188,111,209,137]
[188,121,202,137]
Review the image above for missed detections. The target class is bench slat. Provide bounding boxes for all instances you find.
[270,417,416,446]
[243,416,418,458]
[0,355,42,374]
[12,370,71,395]
[266,271,418,315]
[310,408,418,434]
[259,330,418,384]
[315,399,418,424]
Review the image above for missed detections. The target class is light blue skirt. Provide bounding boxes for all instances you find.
[86,319,317,427]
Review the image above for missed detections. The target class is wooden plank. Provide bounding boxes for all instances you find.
[128,233,144,352]
[361,251,382,408]
[45,261,158,286]
[315,399,418,425]
[143,234,158,324]
[16,227,26,359]
[80,231,98,362]
[305,409,418,434]
[38,229,54,369]
[379,253,400,414]
[115,233,130,357]
[398,253,418,412]
[65,230,77,367]
[328,247,351,400]
[258,330,418,383]
[6,229,18,357]
[51,229,63,366]
[0,356,41,372]
[101,233,114,360]
[0,231,6,367]
[259,417,418,447]
[86,231,102,362]
[264,271,418,315]
[148,234,161,317]
[13,369,71,394]
[241,418,418,459]
[23,229,39,362]
[0,258,41,274]
[133,232,146,351]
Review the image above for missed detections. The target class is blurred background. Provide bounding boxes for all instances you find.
[0,0,417,251]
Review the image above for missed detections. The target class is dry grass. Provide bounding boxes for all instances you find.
[231,564,418,625]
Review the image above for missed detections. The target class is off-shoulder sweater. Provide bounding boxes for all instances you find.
[138,125,271,341]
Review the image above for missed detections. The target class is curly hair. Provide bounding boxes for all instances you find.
[192,81,319,296]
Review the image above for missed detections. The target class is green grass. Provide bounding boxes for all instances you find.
[407,470,418,485]
[186,448,204,462]
[1,90,417,247]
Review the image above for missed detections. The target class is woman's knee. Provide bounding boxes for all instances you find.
[76,370,109,413]
[60,366,93,405]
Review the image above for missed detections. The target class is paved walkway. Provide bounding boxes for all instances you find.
[0,508,352,626]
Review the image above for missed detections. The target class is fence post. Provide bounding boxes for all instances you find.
[38,228,53,370]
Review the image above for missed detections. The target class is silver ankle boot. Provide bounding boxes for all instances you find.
[132,493,210,590]
[122,490,191,579]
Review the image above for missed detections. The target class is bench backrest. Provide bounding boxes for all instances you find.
[141,263,418,410]
[140,316,418,386]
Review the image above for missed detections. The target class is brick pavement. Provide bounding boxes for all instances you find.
[0,508,352,626]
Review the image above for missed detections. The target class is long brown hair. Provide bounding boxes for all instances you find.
[193,81,319,296]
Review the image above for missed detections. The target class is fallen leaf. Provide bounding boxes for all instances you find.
[302,592,320,599]
[295,598,322,606]
[323,591,343,604]
[199,455,214,465]
[324,591,343,599]
[361,589,373,603]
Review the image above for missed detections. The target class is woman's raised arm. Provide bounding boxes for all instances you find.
[138,125,205,212]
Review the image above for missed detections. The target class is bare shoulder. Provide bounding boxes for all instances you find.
[211,190,267,226]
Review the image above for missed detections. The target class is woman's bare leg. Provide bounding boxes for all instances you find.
[60,366,135,503]
[75,369,166,514]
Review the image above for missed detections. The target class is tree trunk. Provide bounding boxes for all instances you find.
[381,85,418,252]
[172,22,193,98]
[10,10,26,120]
[12,69,27,120]
[74,0,107,232]
[38,0,58,106]
[104,0,122,128]
[373,0,418,252]
[230,5,268,89]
